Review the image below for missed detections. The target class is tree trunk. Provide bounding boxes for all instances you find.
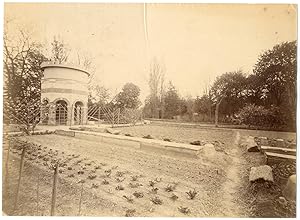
[215,97,224,127]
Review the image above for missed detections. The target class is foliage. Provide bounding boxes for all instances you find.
[164,81,181,118]
[150,196,163,205]
[115,83,141,109]
[178,206,191,214]
[51,36,69,64]
[237,103,286,128]
[186,189,198,199]
[89,85,110,106]
[4,28,48,132]
[210,70,247,116]
[252,41,297,129]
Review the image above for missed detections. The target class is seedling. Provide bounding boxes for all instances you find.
[116,171,125,177]
[78,170,84,175]
[75,159,83,165]
[186,189,198,200]
[163,138,171,142]
[94,165,101,170]
[131,175,139,181]
[125,209,136,217]
[143,134,153,139]
[90,169,96,173]
[170,193,179,201]
[133,191,144,198]
[91,183,99,189]
[105,169,112,177]
[88,173,97,180]
[149,180,156,187]
[165,184,176,192]
[123,195,134,203]
[116,177,125,182]
[85,161,92,166]
[115,185,125,190]
[129,182,142,188]
[125,133,133,137]
[150,187,159,194]
[150,196,163,205]
[155,177,162,182]
[178,206,191,214]
[102,179,109,185]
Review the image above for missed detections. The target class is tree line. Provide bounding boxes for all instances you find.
[4,25,296,131]
[143,41,297,131]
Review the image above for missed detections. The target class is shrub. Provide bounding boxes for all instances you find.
[237,104,286,129]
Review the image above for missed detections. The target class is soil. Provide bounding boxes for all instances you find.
[2,125,296,217]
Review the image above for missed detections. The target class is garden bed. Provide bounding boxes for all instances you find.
[3,134,230,216]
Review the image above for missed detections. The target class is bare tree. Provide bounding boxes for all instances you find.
[4,25,47,133]
[148,58,165,118]
[51,36,69,64]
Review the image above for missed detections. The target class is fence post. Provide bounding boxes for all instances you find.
[117,108,120,125]
[50,163,59,216]
[112,111,115,128]
[4,136,11,198]
[14,147,26,213]
[78,181,84,216]
[98,107,101,126]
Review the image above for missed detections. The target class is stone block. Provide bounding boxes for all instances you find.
[247,136,259,152]
[105,128,120,135]
[283,174,296,201]
[249,165,274,182]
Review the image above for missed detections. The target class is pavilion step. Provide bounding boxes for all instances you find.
[265,151,296,165]
[261,145,296,156]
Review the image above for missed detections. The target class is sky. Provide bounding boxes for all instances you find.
[4,3,297,102]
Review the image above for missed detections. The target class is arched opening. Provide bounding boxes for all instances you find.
[74,101,84,125]
[41,98,50,124]
[55,100,68,125]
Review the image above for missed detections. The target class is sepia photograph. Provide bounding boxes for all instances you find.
[2,2,297,217]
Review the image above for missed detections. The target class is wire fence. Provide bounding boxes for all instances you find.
[4,96,143,133]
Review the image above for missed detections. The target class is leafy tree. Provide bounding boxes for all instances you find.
[210,70,247,126]
[89,85,110,106]
[253,41,297,129]
[164,82,181,119]
[115,83,141,109]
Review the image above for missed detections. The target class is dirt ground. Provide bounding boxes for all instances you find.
[2,125,296,217]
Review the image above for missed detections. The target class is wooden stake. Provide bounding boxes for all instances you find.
[50,164,59,216]
[78,181,84,216]
[14,147,26,213]
[36,173,40,216]
[4,136,11,197]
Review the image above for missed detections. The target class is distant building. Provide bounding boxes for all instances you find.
[40,62,90,125]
